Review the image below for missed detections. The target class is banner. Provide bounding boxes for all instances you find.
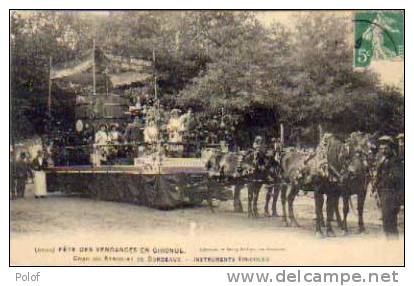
[108,71,153,87]
[50,49,153,87]
[50,52,94,80]
[104,53,152,71]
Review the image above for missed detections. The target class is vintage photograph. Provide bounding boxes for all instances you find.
[10,10,404,266]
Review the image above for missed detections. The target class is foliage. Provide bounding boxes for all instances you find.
[10,11,404,144]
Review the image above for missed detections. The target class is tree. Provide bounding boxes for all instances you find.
[10,11,90,140]
[178,12,291,110]
[286,13,402,137]
[10,11,403,144]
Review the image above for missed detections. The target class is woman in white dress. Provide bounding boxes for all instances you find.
[93,124,109,165]
[166,110,184,155]
[32,150,48,198]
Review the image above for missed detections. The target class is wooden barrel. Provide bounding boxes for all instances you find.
[75,93,129,131]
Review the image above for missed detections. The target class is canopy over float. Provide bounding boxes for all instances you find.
[45,42,232,209]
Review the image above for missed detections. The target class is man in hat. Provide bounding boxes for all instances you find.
[264,137,283,216]
[253,135,264,151]
[374,135,403,236]
[377,135,394,163]
[252,135,267,173]
[12,152,32,199]
[271,138,283,164]
[83,123,94,145]
[124,117,144,143]
[10,146,17,199]
[396,133,404,161]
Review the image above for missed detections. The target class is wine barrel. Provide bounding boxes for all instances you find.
[75,93,129,131]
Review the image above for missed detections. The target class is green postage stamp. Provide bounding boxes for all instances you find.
[354,11,404,67]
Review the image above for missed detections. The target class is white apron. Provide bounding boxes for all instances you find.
[33,158,47,196]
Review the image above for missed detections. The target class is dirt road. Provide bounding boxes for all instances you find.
[10,186,404,266]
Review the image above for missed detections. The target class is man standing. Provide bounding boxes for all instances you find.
[83,123,95,145]
[124,117,144,143]
[252,136,264,152]
[272,138,283,166]
[10,147,17,200]
[264,138,283,216]
[374,136,403,237]
[15,152,32,198]
[247,135,267,217]
[396,133,404,160]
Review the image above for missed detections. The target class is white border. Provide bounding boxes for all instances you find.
[1,1,411,285]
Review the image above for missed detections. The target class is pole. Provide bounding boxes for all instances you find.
[280,123,284,147]
[104,67,109,96]
[153,49,159,113]
[48,56,52,119]
[105,74,109,96]
[92,39,96,95]
[318,124,323,141]
[153,50,157,100]
[152,48,161,172]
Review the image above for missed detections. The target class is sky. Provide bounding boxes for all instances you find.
[255,11,404,91]
[14,10,404,91]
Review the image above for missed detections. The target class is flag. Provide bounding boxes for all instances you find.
[50,47,153,87]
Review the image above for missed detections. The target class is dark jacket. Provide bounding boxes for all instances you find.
[13,160,32,180]
[32,157,48,171]
[376,156,403,191]
[124,123,144,142]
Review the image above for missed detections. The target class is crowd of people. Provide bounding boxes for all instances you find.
[10,121,404,238]
[11,89,405,219]
[89,105,197,165]
[204,129,404,236]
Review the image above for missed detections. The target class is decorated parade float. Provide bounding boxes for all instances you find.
[45,44,232,209]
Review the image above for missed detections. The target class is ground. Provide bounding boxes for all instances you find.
[10,184,404,266]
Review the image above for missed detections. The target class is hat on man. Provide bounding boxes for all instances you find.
[396,133,404,140]
[378,135,394,146]
[254,135,263,142]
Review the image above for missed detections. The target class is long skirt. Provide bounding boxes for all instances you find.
[33,171,47,197]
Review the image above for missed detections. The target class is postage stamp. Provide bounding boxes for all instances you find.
[354,11,404,67]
